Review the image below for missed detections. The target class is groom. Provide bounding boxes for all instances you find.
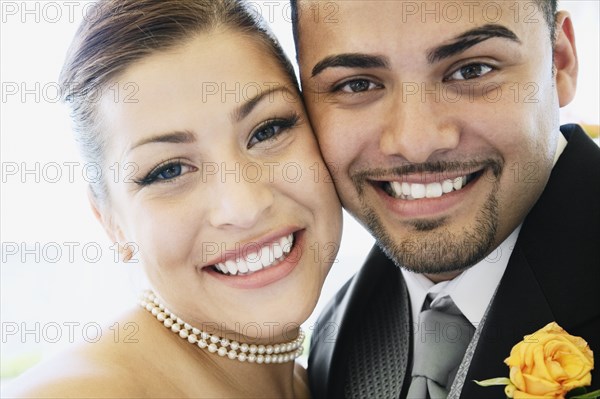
[291,1,600,398]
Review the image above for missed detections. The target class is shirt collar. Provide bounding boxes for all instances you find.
[401,226,521,327]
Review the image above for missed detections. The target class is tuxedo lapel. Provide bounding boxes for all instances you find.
[343,254,411,398]
[459,244,555,398]
[458,125,600,397]
[309,246,412,399]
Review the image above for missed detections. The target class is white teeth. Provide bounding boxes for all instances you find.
[273,243,283,259]
[260,245,273,267]
[390,181,402,197]
[386,174,472,200]
[281,234,293,254]
[213,233,294,276]
[425,182,442,198]
[442,179,454,193]
[411,183,426,199]
[225,259,238,275]
[236,258,249,274]
[453,177,463,190]
[246,253,263,272]
[216,263,227,274]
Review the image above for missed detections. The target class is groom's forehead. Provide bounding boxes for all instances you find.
[293,1,547,65]
[293,1,547,39]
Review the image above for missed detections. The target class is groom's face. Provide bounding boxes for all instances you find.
[296,1,577,276]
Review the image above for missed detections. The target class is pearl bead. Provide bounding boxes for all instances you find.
[139,290,304,365]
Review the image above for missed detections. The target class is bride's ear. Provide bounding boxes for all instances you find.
[553,11,578,107]
[88,188,134,262]
[87,187,125,245]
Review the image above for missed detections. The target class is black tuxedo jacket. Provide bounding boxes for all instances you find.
[308,125,600,398]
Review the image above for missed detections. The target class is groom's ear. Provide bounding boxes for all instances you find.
[553,11,578,107]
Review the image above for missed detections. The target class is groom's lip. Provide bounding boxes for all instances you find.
[368,171,484,219]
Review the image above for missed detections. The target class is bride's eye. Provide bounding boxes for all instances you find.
[334,78,382,93]
[445,63,493,81]
[135,161,194,186]
[247,114,300,149]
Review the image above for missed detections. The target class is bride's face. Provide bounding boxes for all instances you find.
[97,30,342,340]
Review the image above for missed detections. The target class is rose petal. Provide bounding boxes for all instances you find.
[521,373,563,396]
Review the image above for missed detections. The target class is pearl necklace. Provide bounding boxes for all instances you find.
[140,290,305,364]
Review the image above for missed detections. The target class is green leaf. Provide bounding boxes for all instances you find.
[571,389,600,399]
[474,377,511,387]
[567,387,588,398]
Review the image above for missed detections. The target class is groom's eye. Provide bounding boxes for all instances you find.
[335,78,382,93]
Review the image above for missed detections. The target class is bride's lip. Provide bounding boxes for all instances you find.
[200,227,301,268]
[202,229,305,289]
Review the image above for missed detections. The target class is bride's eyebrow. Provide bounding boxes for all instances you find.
[128,130,195,154]
[426,24,521,64]
[232,86,295,123]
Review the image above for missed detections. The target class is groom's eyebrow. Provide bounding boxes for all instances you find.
[427,24,521,64]
[311,53,390,77]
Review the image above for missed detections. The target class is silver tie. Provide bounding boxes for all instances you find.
[406,295,475,399]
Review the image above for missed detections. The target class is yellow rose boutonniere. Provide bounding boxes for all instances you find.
[475,322,599,399]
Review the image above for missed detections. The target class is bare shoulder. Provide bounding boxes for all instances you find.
[3,309,153,398]
[3,346,142,398]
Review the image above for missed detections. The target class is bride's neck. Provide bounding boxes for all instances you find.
[208,356,300,398]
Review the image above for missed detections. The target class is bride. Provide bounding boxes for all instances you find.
[5,0,342,397]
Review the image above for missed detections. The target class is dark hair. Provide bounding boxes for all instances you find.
[60,0,297,205]
[290,0,558,57]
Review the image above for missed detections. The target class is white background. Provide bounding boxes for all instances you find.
[1,0,598,386]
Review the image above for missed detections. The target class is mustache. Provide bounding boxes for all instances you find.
[351,159,503,190]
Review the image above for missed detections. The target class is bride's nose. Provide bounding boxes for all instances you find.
[207,163,274,229]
